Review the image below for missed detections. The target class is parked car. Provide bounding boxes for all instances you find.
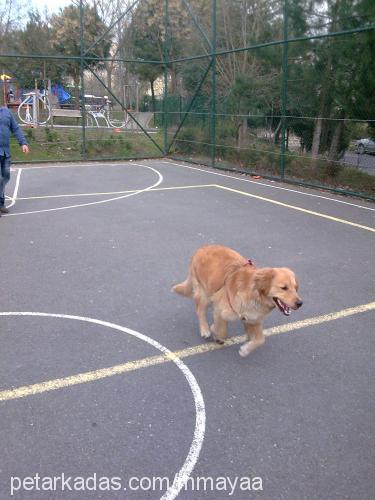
[355,138,375,154]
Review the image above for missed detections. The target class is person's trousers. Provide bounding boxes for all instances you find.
[0,155,11,207]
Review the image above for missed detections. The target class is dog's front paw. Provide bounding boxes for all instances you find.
[239,344,250,357]
[200,329,211,339]
[211,324,225,344]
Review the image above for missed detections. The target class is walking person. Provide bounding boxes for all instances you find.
[0,106,29,216]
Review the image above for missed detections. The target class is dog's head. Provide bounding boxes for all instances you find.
[254,267,302,316]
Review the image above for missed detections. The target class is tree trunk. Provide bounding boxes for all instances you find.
[74,73,81,107]
[150,79,156,111]
[105,61,113,94]
[237,116,248,149]
[274,120,281,144]
[311,117,323,158]
[170,66,178,95]
[328,118,344,161]
[311,43,334,158]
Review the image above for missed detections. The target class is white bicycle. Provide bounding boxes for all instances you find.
[85,97,129,129]
[18,90,51,126]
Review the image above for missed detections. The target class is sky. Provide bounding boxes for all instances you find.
[30,0,74,14]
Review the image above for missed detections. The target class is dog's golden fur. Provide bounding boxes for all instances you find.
[172,245,302,357]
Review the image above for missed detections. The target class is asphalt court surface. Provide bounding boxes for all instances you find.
[1,159,374,499]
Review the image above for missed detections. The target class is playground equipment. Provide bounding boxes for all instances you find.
[18,90,51,126]
[17,88,129,129]
[1,74,21,109]
[84,95,129,128]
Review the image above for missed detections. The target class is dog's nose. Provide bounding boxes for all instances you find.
[296,300,303,308]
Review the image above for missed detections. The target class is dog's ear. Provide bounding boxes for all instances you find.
[254,268,275,295]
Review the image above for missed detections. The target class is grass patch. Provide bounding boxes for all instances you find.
[10,126,163,162]
[171,126,375,198]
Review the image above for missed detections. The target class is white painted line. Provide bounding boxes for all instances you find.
[15,184,216,201]
[214,184,375,232]
[1,303,373,489]
[12,161,148,171]
[0,312,205,500]
[11,162,125,171]
[6,163,163,216]
[162,160,375,211]
[6,168,22,209]
[13,159,375,210]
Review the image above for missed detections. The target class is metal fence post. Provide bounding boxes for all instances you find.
[163,0,169,156]
[280,0,289,179]
[210,0,217,168]
[79,0,87,160]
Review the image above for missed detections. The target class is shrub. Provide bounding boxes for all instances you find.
[44,127,59,143]
[25,128,35,141]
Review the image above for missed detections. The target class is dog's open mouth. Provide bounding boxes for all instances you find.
[273,298,291,316]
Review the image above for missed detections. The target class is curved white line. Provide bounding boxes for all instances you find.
[0,311,205,500]
[12,162,142,171]
[7,164,163,216]
[163,160,375,211]
[7,168,22,209]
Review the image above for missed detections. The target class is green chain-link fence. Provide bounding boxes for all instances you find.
[1,0,374,199]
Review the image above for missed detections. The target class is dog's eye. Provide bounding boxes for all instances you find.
[281,286,288,290]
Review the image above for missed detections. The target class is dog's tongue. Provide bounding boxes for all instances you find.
[274,298,291,316]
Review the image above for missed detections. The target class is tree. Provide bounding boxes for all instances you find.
[128,0,209,101]
[211,1,284,146]
[0,0,26,50]
[282,0,375,160]
[94,0,134,95]
[2,10,62,88]
[127,1,165,110]
[50,4,111,89]
[341,0,375,138]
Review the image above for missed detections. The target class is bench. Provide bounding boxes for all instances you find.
[48,93,81,124]
[51,109,82,118]
[50,108,82,126]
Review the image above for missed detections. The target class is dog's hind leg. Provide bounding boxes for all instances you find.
[239,323,265,357]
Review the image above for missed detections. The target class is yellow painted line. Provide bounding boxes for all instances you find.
[153,184,217,191]
[17,190,138,201]
[1,302,373,403]
[16,184,216,201]
[215,184,375,232]
[171,301,375,357]
[0,355,170,402]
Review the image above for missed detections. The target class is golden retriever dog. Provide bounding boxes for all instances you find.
[172,245,302,357]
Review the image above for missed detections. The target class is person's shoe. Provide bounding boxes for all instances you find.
[0,206,9,214]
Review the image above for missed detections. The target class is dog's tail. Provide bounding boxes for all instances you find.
[172,277,193,297]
